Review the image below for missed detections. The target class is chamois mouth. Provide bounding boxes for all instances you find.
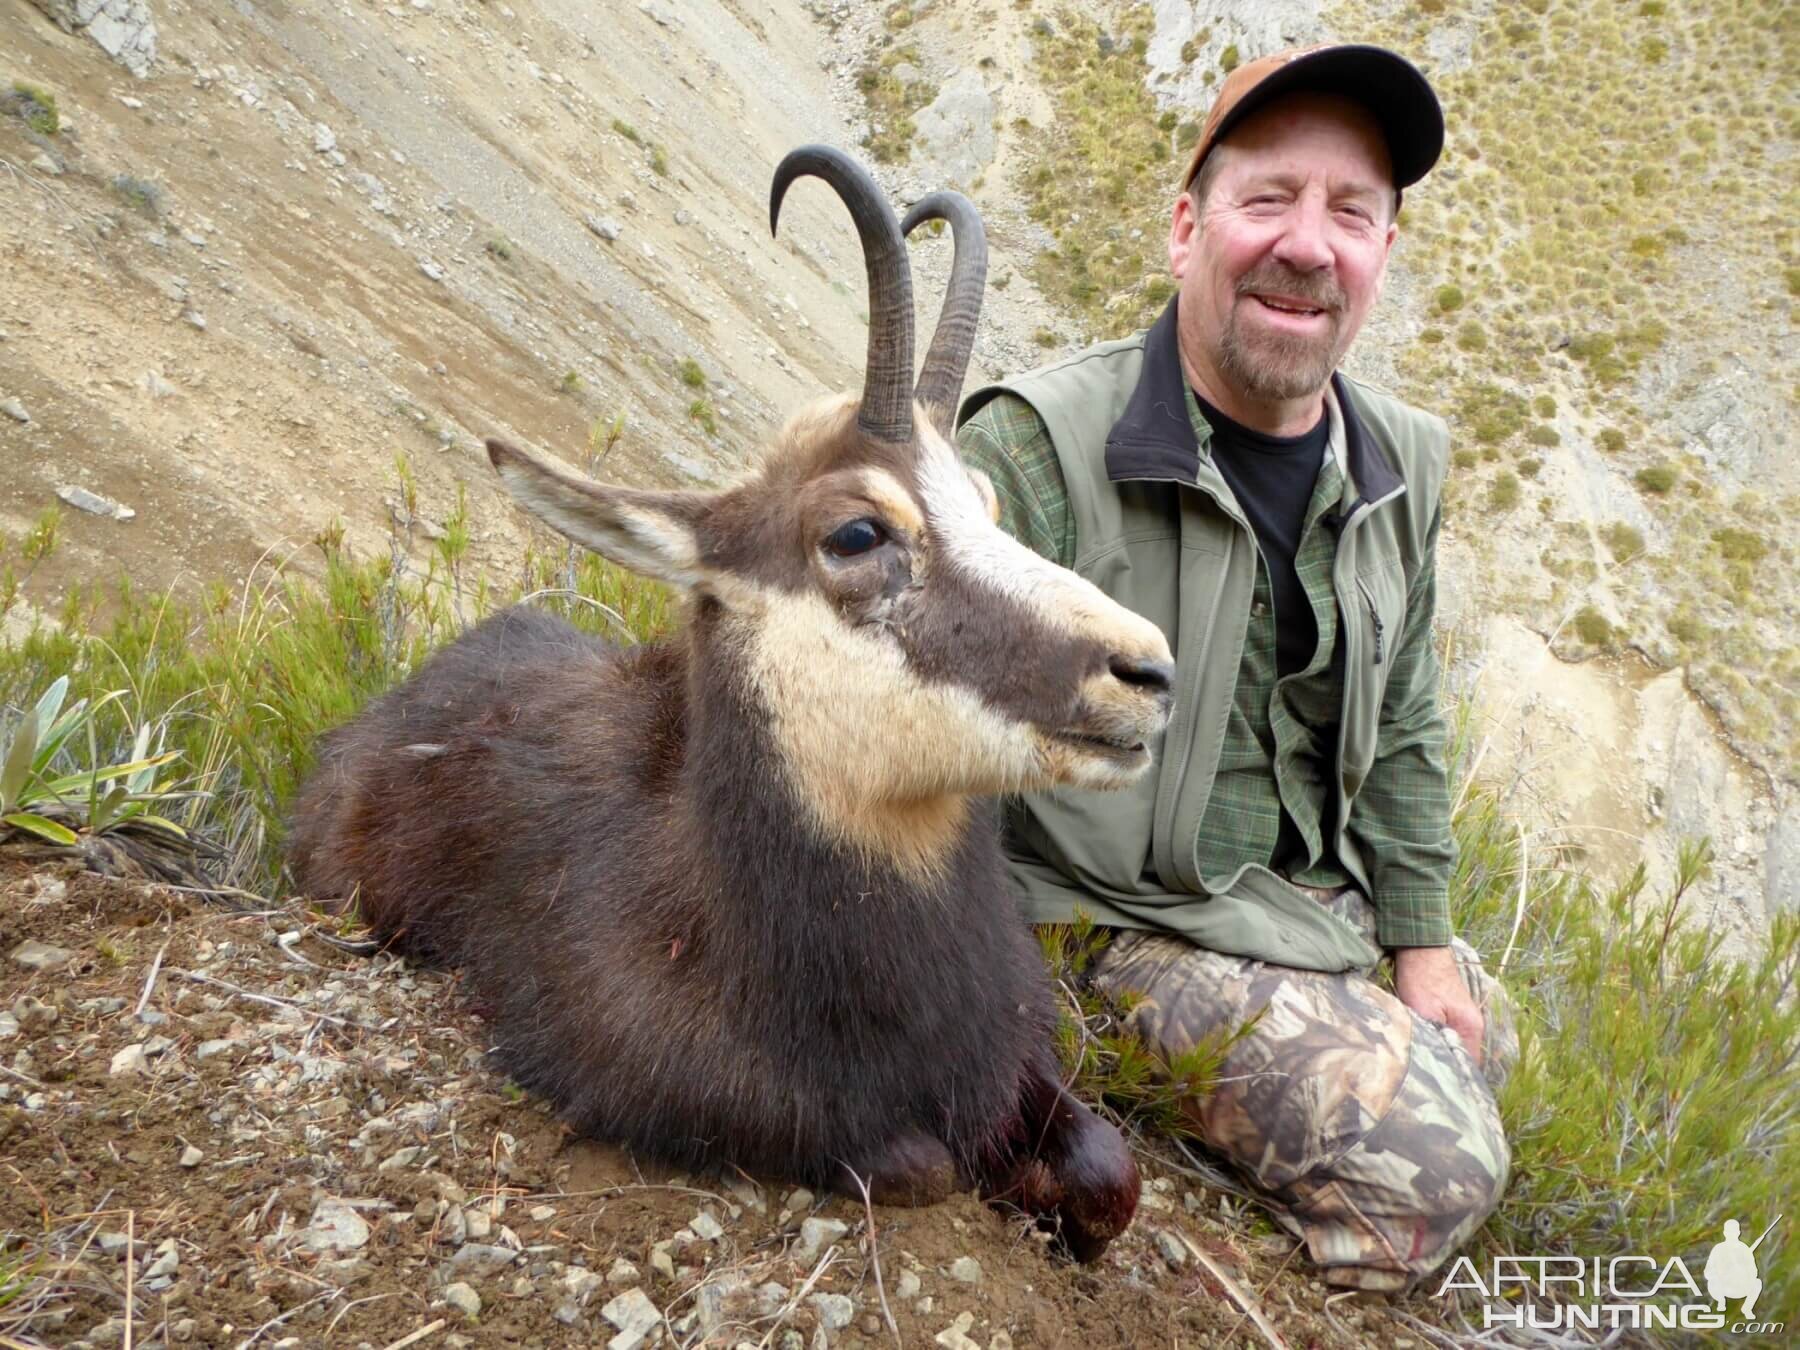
[1051,727,1150,762]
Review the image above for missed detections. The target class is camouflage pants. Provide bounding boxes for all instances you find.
[1090,886,1517,1292]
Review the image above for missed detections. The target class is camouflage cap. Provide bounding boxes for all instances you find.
[1180,44,1444,195]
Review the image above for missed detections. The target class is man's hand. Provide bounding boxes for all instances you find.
[1393,945,1484,1066]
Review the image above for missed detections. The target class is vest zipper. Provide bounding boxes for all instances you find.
[1356,576,1385,665]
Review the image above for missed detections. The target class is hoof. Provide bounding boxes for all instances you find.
[837,1131,961,1207]
[986,1074,1140,1262]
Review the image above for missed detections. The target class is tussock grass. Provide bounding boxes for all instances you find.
[0,505,671,893]
[1444,762,1798,1328]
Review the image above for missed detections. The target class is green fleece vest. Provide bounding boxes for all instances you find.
[959,309,1448,973]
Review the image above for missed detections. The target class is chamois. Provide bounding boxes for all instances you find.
[288,146,1176,1260]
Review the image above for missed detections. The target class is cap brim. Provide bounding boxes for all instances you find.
[1207,45,1444,189]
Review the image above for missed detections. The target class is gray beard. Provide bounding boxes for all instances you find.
[1216,302,1345,402]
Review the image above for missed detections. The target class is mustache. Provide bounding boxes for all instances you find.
[1235,265,1344,313]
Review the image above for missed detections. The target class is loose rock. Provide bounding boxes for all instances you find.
[110,1044,148,1076]
[947,1255,982,1284]
[586,214,622,241]
[811,1292,855,1330]
[10,940,73,971]
[178,1144,203,1167]
[299,1199,372,1252]
[443,1281,482,1317]
[55,486,136,521]
[935,1311,981,1350]
[793,1215,847,1263]
[0,399,27,423]
[600,1286,661,1350]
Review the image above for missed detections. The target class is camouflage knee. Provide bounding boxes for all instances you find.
[1091,929,1510,1292]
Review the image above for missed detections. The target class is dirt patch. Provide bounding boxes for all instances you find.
[0,857,1430,1348]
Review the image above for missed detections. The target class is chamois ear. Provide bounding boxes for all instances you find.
[486,438,709,588]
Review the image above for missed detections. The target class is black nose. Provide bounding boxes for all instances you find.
[1109,655,1175,697]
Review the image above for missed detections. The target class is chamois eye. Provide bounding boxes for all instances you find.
[825,518,886,557]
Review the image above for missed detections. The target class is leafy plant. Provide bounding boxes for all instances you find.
[7,81,58,136]
[0,676,204,882]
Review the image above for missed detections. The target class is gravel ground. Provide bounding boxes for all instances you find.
[0,857,1435,1349]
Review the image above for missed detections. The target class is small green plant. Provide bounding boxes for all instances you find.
[1435,283,1466,312]
[611,118,643,145]
[1635,463,1677,493]
[1455,321,1487,352]
[1600,522,1646,560]
[1219,44,1240,72]
[587,412,627,465]
[112,174,163,216]
[0,676,204,881]
[7,81,59,136]
[1033,328,1060,348]
[687,398,717,435]
[1527,423,1560,447]
[484,237,513,261]
[1599,427,1628,453]
[1712,526,1769,563]
[677,358,707,390]
[1573,605,1618,647]
[1486,471,1522,512]
[1533,394,1557,418]
[650,145,668,176]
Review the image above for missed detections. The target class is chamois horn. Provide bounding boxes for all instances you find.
[770,145,916,444]
[901,191,988,439]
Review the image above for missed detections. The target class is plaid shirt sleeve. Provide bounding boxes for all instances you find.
[1350,505,1457,949]
[953,394,1076,569]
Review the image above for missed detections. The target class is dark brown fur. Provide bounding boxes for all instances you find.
[288,602,1138,1254]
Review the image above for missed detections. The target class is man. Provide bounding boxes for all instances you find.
[956,45,1515,1291]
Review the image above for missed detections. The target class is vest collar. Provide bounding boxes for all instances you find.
[1103,297,1402,505]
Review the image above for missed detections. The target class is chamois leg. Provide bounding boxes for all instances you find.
[982,1066,1139,1262]
[835,1131,961,1207]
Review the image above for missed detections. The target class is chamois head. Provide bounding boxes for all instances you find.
[485,147,1173,874]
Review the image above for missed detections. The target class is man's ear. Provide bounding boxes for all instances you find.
[1168,189,1198,280]
[486,438,710,587]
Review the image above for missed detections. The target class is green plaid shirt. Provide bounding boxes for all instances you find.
[959,388,1453,949]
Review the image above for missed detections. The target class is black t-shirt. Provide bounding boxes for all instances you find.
[1193,393,1330,677]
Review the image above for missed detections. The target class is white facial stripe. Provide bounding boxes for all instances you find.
[915,433,1173,662]
[857,467,926,537]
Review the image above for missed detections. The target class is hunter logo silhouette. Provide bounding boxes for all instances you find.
[1704,1217,1780,1319]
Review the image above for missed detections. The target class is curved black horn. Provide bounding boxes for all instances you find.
[901,191,988,439]
[770,145,915,444]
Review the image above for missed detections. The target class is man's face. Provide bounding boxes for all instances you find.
[1170,93,1398,408]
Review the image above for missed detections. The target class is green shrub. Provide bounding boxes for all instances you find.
[1635,463,1677,493]
[1712,526,1769,563]
[1219,44,1240,72]
[1599,427,1628,453]
[1486,471,1522,512]
[1600,522,1646,560]
[1435,283,1466,312]
[611,118,643,145]
[7,81,59,136]
[1667,610,1707,644]
[484,237,514,262]
[1517,456,1543,478]
[1573,605,1617,646]
[1526,423,1560,448]
[1533,394,1556,418]
[677,358,707,389]
[1455,321,1487,352]
[687,398,717,434]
